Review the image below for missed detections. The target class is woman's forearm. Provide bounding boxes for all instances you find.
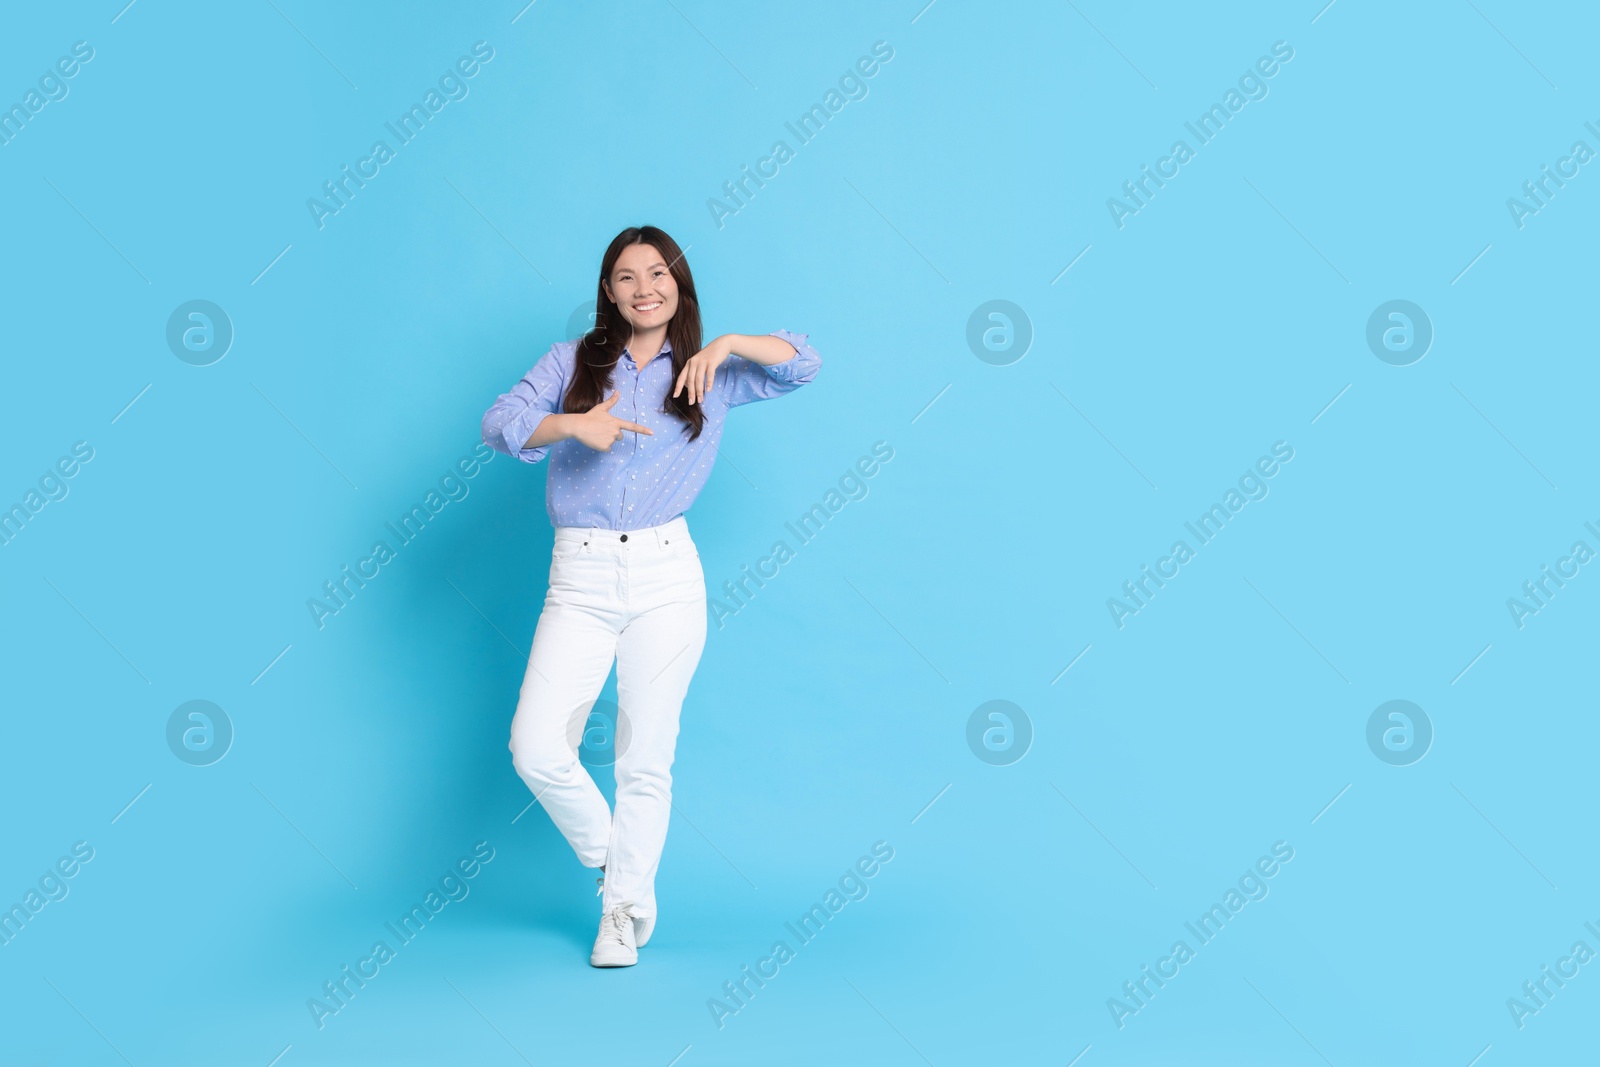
[721,332,799,367]
[524,412,578,449]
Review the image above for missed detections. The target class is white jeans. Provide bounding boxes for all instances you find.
[508,514,707,919]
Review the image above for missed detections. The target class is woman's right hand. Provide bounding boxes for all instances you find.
[570,390,653,451]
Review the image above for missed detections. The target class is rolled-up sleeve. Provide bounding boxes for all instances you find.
[723,329,822,409]
[481,343,568,464]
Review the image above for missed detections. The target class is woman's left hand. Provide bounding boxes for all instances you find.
[673,336,733,406]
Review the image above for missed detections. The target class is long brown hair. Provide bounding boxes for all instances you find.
[565,226,705,441]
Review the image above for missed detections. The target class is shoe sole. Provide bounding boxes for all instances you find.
[589,952,638,967]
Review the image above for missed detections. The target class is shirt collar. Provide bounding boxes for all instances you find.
[623,338,672,366]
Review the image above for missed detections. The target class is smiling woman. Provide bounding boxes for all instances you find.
[480,224,821,968]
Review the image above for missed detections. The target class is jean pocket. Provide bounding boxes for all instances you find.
[552,538,585,562]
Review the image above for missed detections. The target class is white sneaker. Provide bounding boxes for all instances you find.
[590,906,638,967]
[595,865,654,948]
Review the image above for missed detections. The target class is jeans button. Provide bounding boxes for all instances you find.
[620,533,628,542]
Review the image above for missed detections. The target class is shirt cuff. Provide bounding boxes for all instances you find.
[763,329,819,384]
[502,408,554,463]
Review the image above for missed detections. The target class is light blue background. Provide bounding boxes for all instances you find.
[2,1,1596,1063]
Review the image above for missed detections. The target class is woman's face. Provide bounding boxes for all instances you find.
[603,243,679,335]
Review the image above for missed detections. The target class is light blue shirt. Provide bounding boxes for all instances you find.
[481,329,821,530]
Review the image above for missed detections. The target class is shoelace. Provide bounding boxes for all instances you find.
[599,908,631,945]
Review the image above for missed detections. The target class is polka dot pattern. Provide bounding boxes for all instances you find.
[480,329,821,531]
